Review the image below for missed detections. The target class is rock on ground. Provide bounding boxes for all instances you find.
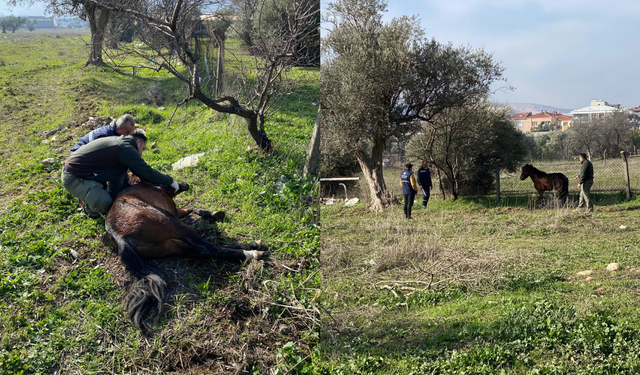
[607,263,621,271]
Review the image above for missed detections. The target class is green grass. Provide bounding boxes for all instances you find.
[319,165,640,374]
[0,30,319,374]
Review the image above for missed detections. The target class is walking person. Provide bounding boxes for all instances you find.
[400,163,418,219]
[417,161,433,209]
[574,153,594,213]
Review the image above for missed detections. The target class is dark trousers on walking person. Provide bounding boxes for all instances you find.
[422,188,430,208]
[404,193,415,219]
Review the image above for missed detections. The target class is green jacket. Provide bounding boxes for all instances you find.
[65,136,173,196]
[579,159,594,184]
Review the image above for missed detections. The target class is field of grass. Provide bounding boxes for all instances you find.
[0,30,319,374]
[319,166,640,374]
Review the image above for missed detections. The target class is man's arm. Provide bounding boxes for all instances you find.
[118,145,173,186]
[71,122,118,153]
[410,174,418,192]
[579,162,587,184]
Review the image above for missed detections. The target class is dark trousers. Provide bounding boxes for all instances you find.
[422,188,431,208]
[404,193,415,218]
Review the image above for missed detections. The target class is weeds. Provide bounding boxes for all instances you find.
[0,31,319,374]
[321,170,640,373]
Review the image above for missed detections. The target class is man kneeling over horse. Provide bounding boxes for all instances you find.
[62,129,179,218]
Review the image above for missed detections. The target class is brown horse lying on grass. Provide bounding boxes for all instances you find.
[520,164,569,204]
[105,178,265,334]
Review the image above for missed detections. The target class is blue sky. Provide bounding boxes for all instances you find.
[7,0,640,110]
[382,0,640,109]
[0,2,48,17]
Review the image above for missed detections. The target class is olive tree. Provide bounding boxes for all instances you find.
[0,15,27,33]
[93,0,319,151]
[406,103,527,199]
[321,0,505,210]
[8,0,132,66]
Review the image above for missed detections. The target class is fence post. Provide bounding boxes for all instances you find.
[496,167,501,202]
[621,151,631,200]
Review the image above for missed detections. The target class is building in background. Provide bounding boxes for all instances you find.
[511,110,573,132]
[25,16,57,29]
[511,111,532,132]
[570,99,619,121]
[628,106,640,127]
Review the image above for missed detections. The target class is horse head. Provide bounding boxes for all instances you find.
[520,164,532,180]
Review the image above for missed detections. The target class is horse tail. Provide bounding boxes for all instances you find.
[108,226,167,334]
[561,174,569,200]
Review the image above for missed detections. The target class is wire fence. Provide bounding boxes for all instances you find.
[322,155,640,206]
[498,155,639,197]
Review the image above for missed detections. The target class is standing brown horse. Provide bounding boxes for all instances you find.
[520,164,569,203]
[105,179,265,333]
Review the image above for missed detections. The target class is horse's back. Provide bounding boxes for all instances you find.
[106,184,188,256]
[114,184,177,214]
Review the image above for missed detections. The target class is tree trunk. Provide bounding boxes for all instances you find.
[356,136,394,211]
[435,166,446,200]
[246,114,272,151]
[105,21,118,49]
[303,109,320,178]
[84,3,110,67]
[215,36,225,97]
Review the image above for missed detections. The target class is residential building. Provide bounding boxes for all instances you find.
[628,106,640,128]
[511,112,532,132]
[570,99,619,121]
[557,113,573,131]
[511,110,573,132]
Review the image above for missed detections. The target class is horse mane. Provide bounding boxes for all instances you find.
[524,164,546,175]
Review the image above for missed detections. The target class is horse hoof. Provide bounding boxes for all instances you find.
[178,182,190,192]
[248,240,265,250]
[210,211,225,222]
[197,210,225,222]
[245,250,266,260]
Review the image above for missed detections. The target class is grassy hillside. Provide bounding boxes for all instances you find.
[0,30,319,374]
[320,168,640,374]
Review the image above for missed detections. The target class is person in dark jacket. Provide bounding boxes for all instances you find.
[70,114,136,153]
[417,161,433,209]
[62,129,178,218]
[574,153,594,213]
[400,163,418,219]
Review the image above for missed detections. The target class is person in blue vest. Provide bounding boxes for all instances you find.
[70,114,136,153]
[400,163,418,219]
[417,161,433,209]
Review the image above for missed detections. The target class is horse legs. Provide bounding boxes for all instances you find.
[182,235,265,260]
[176,207,226,222]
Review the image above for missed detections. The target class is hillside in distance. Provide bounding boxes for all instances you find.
[493,102,574,115]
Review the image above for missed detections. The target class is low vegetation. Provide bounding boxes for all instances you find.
[320,166,640,374]
[0,30,319,374]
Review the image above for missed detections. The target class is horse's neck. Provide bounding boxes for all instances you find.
[532,170,546,179]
